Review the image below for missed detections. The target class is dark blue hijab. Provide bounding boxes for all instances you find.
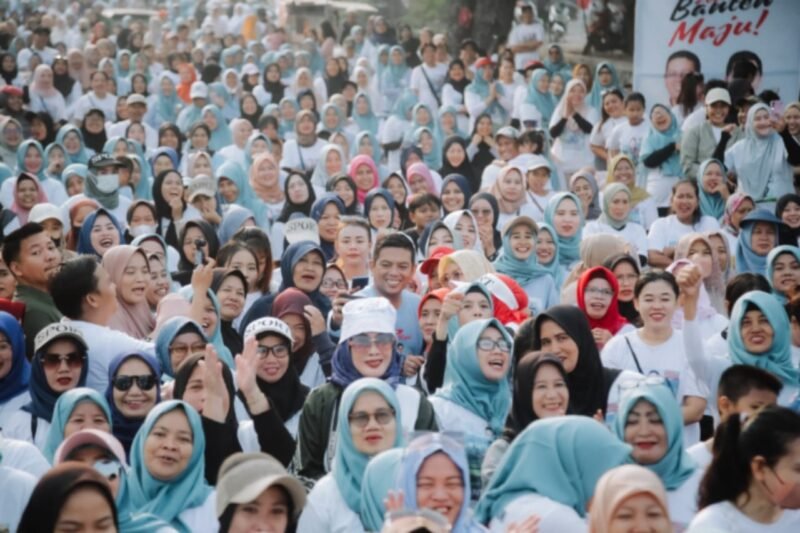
[76,208,125,257]
[23,337,89,422]
[311,193,346,261]
[104,352,162,455]
[440,173,473,215]
[330,342,403,389]
[363,188,396,231]
[0,311,29,403]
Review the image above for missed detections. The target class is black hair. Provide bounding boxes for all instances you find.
[218,484,295,533]
[623,91,645,107]
[670,179,702,224]
[633,270,679,300]
[731,60,758,82]
[2,222,45,268]
[408,192,441,212]
[512,317,537,364]
[699,406,800,509]
[677,72,704,118]
[90,70,109,82]
[420,42,436,54]
[665,50,701,74]
[519,129,546,154]
[718,364,782,402]
[373,231,416,263]
[726,51,762,77]
[703,79,729,95]
[758,89,780,105]
[231,227,273,292]
[598,88,624,126]
[217,241,259,274]
[50,255,100,319]
[158,123,184,156]
[724,273,770,315]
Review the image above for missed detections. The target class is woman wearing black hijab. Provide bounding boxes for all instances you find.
[0,52,18,86]
[530,306,624,418]
[260,63,286,104]
[469,191,503,260]
[603,253,643,327]
[173,219,221,285]
[277,170,317,223]
[201,63,223,85]
[18,463,118,533]
[211,269,248,356]
[468,112,497,179]
[400,145,424,176]
[51,57,78,103]
[80,109,108,153]
[439,135,477,193]
[323,57,348,98]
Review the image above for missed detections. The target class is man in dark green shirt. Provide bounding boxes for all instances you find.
[3,222,63,358]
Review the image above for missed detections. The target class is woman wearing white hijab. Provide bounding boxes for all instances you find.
[27,65,68,122]
[548,79,598,178]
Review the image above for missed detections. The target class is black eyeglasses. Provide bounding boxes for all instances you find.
[42,352,85,370]
[476,338,511,353]
[113,374,156,391]
[256,344,290,359]
[348,407,396,428]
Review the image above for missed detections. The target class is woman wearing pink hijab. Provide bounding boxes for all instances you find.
[347,153,379,204]
[101,245,156,340]
[589,464,673,533]
[10,172,48,225]
[406,162,438,195]
[28,64,68,122]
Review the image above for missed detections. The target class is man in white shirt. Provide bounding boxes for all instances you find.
[410,43,447,112]
[106,94,158,150]
[16,27,58,68]
[480,127,527,190]
[507,5,544,70]
[50,255,155,392]
[71,71,117,124]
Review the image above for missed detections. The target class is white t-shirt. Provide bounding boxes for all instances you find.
[607,120,650,166]
[71,91,117,123]
[507,22,545,70]
[298,474,365,533]
[489,493,586,533]
[590,116,626,170]
[647,215,721,252]
[687,440,713,471]
[0,436,50,478]
[178,491,219,532]
[0,391,30,431]
[668,467,703,531]
[0,465,37,533]
[410,63,447,112]
[601,329,707,445]
[688,501,800,532]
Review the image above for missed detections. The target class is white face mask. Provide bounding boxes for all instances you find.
[129,224,157,237]
[95,173,119,194]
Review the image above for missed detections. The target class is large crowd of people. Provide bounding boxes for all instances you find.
[1,1,800,532]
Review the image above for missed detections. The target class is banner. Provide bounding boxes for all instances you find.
[633,0,800,107]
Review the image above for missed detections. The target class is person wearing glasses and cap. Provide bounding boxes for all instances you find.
[296,296,437,482]
[2,322,89,449]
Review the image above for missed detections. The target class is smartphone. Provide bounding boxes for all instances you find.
[194,238,206,266]
[351,276,369,291]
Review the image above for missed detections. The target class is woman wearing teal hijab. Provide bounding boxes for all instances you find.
[536,223,566,289]
[209,81,239,122]
[639,104,683,198]
[404,102,441,146]
[176,285,234,369]
[352,130,382,166]
[397,433,485,533]
[298,378,404,532]
[494,216,559,316]
[42,387,112,462]
[697,158,727,220]
[56,123,91,165]
[318,103,349,138]
[523,69,556,126]
[278,96,298,139]
[766,245,800,303]
[465,59,509,130]
[588,62,621,110]
[431,318,512,500]
[413,126,442,170]
[215,160,250,206]
[201,104,233,153]
[352,91,379,137]
[544,192,584,268]
[147,72,182,128]
[15,138,46,179]
[380,45,411,102]
[614,382,699,529]
[119,401,214,533]
[359,448,404,532]
[475,416,632,528]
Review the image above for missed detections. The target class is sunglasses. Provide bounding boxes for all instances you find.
[113,374,156,391]
[348,407,396,428]
[349,333,395,351]
[42,352,85,370]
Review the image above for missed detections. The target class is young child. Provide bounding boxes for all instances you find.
[607,92,648,165]
[525,158,554,222]
[686,364,781,469]
[404,192,442,243]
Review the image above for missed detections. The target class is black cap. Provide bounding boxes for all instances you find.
[88,153,123,170]
[33,26,51,35]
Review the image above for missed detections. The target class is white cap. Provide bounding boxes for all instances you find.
[242,63,260,76]
[705,88,731,106]
[29,203,64,228]
[244,316,293,343]
[340,297,397,342]
[190,81,209,99]
[187,175,217,202]
[526,156,551,173]
[126,93,147,107]
[35,322,87,354]
[284,217,320,246]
